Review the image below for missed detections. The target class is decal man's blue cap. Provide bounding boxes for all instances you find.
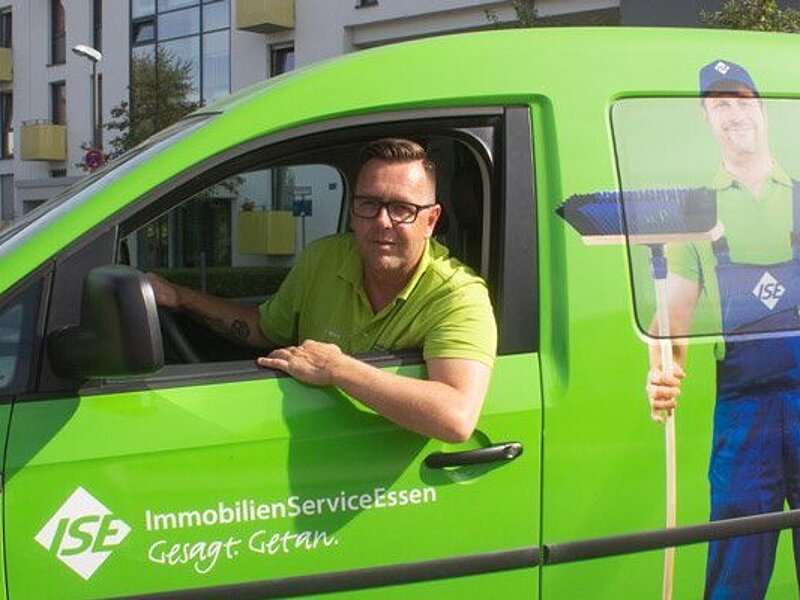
[699,59,759,96]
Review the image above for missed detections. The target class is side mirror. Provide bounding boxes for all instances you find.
[49,265,164,378]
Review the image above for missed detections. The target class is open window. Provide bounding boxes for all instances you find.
[117,115,503,367]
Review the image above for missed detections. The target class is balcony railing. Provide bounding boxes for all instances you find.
[20,121,67,161]
[236,0,294,33]
[0,47,11,82]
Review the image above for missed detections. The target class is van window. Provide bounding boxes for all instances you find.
[611,97,800,340]
[0,281,41,394]
[118,128,495,365]
[121,163,343,363]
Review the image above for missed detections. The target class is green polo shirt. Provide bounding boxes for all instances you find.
[258,234,497,367]
[666,165,794,358]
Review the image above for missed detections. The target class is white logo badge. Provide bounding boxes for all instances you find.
[35,487,131,580]
[752,271,786,311]
[715,61,730,75]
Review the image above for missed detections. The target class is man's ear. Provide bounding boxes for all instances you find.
[425,203,442,238]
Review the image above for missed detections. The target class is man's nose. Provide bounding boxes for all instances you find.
[373,204,393,227]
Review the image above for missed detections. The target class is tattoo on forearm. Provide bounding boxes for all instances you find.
[230,319,251,341]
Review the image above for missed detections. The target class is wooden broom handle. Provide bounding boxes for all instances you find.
[655,277,677,600]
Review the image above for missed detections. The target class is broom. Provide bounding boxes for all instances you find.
[557,187,722,600]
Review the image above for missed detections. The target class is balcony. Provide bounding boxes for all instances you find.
[20,121,67,161]
[0,47,11,82]
[236,0,294,33]
[237,210,295,255]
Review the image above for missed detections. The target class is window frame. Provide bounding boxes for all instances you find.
[0,267,50,402]
[50,80,66,126]
[50,0,66,65]
[0,7,12,49]
[29,106,537,396]
[0,90,12,159]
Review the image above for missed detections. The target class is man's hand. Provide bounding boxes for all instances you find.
[147,272,182,309]
[146,272,268,347]
[646,364,685,423]
[257,340,345,386]
[257,340,491,442]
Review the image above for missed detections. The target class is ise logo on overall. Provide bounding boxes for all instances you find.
[753,271,786,311]
[35,487,131,580]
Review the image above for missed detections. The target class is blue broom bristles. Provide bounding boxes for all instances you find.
[557,187,717,238]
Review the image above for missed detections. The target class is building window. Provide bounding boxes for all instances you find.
[93,0,103,51]
[51,82,66,125]
[356,0,378,7]
[132,0,156,18]
[51,0,66,64]
[0,174,13,223]
[0,92,12,158]
[270,45,294,77]
[269,46,294,208]
[97,73,103,146]
[130,0,231,106]
[0,8,12,49]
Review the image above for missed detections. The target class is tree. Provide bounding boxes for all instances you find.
[509,0,538,27]
[486,0,616,28]
[701,0,800,32]
[104,46,199,158]
[485,1,542,27]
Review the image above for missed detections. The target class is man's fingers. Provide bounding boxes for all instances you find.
[648,369,683,388]
[267,347,296,360]
[257,356,290,371]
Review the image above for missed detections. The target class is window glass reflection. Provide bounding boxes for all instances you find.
[133,19,156,44]
[161,37,200,102]
[202,31,229,102]
[132,0,156,18]
[158,0,198,11]
[203,0,229,31]
[159,7,200,40]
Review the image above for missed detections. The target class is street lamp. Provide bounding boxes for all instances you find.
[71,44,102,150]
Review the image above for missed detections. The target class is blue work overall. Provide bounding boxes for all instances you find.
[705,183,800,599]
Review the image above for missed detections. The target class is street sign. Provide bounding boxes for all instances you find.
[83,148,105,171]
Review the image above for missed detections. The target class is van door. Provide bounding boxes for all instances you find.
[3,109,542,598]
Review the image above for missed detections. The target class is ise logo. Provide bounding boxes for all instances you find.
[752,271,786,311]
[35,487,131,580]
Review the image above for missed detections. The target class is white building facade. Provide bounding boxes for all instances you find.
[0,0,722,226]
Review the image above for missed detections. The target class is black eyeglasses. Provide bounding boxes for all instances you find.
[351,197,437,224]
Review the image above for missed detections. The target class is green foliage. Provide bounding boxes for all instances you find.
[511,0,539,27]
[701,0,800,32]
[485,0,540,27]
[105,47,199,158]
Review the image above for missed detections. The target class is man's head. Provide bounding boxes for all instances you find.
[351,138,441,282]
[699,59,769,160]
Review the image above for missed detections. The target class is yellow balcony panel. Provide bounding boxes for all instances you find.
[0,48,12,82]
[236,0,294,33]
[237,210,295,255]
[20,123,67,161]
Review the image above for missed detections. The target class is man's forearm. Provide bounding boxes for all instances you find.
[330,355,485,443]
[175,284,269,347]
[257,341,491,442]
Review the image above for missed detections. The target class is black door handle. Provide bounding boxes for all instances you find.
[424,442,523,469]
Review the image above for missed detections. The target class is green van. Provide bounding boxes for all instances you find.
[2,26,800,598]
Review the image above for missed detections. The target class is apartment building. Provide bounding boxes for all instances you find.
[0,0,737,227]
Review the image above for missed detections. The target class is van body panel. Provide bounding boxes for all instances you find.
[0,26,798,598]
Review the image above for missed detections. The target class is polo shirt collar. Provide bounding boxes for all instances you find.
[712,163,792,191]
[396,240,433,302]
